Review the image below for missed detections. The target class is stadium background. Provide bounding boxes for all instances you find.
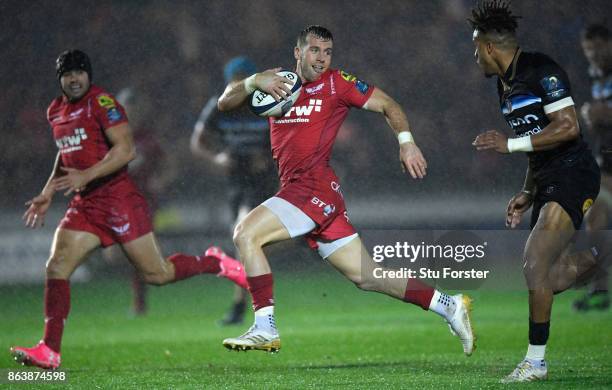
[0,1,610,387]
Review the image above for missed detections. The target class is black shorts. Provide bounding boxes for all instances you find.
[531,153,601,230]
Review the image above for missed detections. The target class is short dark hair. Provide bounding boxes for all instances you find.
[297,25,333,48]
[582,24,610,41]
[468,1,520,48]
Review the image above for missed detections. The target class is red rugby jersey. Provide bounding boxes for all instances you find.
[47,85,130,191]
[269,69,374,184]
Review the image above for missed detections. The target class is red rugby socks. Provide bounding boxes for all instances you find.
[403,278,435,310]
[169,253,222,281]
[247,273,274,311]
[43,279,70,353]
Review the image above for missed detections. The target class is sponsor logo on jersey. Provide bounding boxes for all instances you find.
[97,94,116,109]
[305,83,325,95]
[331,181,344,198]
[56,127,88,153]
[323,204,336,216]
[355,80,369,94]
[311,196,336,217]
[275,99,323,123]
[107,107,122,122]
[539,75,567,99]
[582,198,594,214]
[507,113,542,136]
[340,70,357,83]
[340,70,369,94]
[507,114,539,128]
[502,94,542,115]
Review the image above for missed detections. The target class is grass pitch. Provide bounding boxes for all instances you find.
[1,268,611,389]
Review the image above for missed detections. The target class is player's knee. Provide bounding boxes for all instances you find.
[349,273,378,292]
[522,258,548,288]
[141,272,168,286]
[233,223,259,250]
[45,255,70,279]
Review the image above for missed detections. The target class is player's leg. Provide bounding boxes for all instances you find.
[220,204,251,326]
[131,271,148,315]
[119,232,245,288]
[103,245,148,315]
[503,202,575,383]
[224,198,316,352]
[325,235,475,356]
[573,176,611,310]
[220,286,248,326]
[11,228,101,369]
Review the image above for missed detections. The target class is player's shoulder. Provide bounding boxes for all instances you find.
[46,96,64,122]
[331,68,372,95]
[520,51,565,74]
[332,68,358,83]
[88,85,120,108]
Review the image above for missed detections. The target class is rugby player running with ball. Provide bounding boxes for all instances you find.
[217,25,475,356]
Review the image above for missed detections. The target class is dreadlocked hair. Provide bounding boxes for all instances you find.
[468,1,521,35]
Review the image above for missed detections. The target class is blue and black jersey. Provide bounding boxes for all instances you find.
[195,95,270,158]
[497,49,589,172]
[194,96,277,219]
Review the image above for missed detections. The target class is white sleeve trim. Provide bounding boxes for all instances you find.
[543,96,574,114]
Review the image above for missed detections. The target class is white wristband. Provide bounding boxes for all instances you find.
[244,74,257,94]
[397,131,414,145]
[507,136,534,153]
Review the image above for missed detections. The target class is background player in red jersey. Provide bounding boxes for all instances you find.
[10,50,247,369]
[216,26,475,355]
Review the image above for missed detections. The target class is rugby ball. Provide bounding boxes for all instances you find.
[249,70,302,117]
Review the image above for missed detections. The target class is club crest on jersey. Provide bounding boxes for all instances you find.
[539,75,567,98]
[56,127,88,153]
[111,222,131,235]
[68,108,84,120]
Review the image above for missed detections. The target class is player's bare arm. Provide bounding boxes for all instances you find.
[363,88,427,179]
[218,68,292,111]
[506,164,536,229]
[190,119,232,171]
[52,122,136,195]
[23,152,62,229]
[473,106,579,153]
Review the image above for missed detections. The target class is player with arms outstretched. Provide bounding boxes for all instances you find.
[470,2,605,382]
[10,50,247,369]
[217,26,475,356]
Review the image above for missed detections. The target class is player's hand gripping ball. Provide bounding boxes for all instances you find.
[249,70,302,117]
